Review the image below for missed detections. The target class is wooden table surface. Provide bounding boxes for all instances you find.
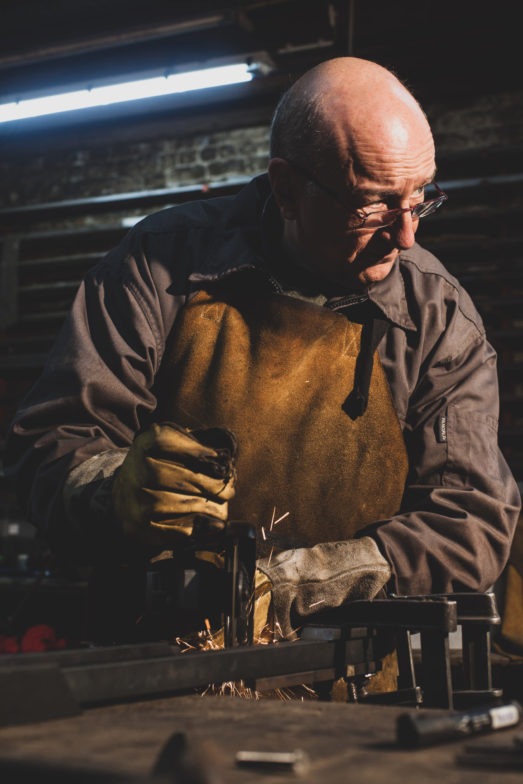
[0,693,522,782]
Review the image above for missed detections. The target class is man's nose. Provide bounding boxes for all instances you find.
[384,210,417,250]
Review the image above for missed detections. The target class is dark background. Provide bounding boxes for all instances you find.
[1,0,522,543]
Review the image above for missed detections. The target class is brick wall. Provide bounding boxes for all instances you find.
[1,126,270,209]
[427,90,523,153]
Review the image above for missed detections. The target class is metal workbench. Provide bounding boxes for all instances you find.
[1,693,522,783]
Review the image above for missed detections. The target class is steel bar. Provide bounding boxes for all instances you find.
[318,599,458,632]
[0,641,173,670]
[392,592,500,625]
[62,637,378,705]
[0,595,489,722]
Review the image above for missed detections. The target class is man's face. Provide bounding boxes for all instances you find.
[270,131,436,290]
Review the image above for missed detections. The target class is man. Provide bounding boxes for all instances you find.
[5,58,520,639]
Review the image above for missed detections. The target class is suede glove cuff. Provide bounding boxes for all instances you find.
[257,536,391,639]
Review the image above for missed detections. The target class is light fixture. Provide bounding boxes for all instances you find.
[0,62,255,124]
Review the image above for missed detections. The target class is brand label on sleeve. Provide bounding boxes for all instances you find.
[436,413,448,443]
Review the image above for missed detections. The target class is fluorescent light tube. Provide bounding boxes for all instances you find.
[0,63,253,124]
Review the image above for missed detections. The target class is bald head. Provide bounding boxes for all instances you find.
[268,58,437,290]
[270,57,434,186]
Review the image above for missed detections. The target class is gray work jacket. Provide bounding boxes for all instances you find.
[5,175,521,594]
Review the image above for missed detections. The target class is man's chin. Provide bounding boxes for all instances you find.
[357,257,397,286]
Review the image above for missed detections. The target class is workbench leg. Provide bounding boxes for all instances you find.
[396,630,417,691]
[462,626,492,691]
[420,630,453,709]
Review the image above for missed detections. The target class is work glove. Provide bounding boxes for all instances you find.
[257,537,391,639]
[112,422,237,546]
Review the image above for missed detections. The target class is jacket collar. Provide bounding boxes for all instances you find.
[189,174,417,333]
[367,259,417,332]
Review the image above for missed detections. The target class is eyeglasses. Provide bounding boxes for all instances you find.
[285,159,448,230]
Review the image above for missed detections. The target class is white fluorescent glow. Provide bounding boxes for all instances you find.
[0,64,253,124]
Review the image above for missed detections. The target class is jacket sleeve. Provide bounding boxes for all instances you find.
[4,229,182,558]
[362,276,521,595]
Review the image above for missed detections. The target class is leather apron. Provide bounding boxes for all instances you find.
[155,275,409,556]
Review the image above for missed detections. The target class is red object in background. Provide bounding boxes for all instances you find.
[20,625,67,652]
[0,635,19,653]
[0,625,67,654]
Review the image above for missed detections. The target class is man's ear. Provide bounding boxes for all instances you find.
[268,158,299,220]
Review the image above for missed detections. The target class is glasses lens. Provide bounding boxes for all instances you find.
[413,197,446,218]
[363,194,446,229]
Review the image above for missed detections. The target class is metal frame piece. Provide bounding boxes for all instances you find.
[0,593,502,726]
[390,592,502,709]
[305,597,458,708]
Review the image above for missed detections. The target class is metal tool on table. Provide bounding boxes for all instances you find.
[235,749,310,775]
[397,700,522,748]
